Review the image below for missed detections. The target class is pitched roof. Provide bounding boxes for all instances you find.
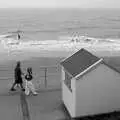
[60,48,101,77]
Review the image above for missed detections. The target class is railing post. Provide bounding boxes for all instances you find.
[44,68,47,88]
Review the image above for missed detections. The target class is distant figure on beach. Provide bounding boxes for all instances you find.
[18,33,20,40]
[24,67,38,95]
[10,61,25,91]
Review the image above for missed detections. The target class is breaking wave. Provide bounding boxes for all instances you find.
[1,33,120,53]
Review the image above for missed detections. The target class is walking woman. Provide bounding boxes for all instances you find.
[24,67,38,95]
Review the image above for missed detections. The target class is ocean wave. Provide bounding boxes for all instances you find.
[59,35,120,44]
[1,33,120,44]
[0,34,13,38]
[1,33,120,52]
[5,29,60,34]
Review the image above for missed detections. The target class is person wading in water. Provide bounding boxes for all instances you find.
[18,33,20,40]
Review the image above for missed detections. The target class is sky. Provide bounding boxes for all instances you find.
[0,0,120,8]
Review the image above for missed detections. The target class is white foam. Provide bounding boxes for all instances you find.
[0,34,120,58]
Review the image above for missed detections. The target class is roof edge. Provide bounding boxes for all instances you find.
[60,48,100,65]
[60,50,78,64]
[61,65,74,78]
[75,58,103,79]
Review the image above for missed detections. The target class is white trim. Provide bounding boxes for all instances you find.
[75,58,103,79]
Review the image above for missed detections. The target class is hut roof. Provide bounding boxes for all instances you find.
[60,48,101,77]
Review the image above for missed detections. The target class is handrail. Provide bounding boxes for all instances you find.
[39,66,59,69]
[38,66,59,87]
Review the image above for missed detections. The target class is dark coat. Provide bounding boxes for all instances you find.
[14,67,23,83]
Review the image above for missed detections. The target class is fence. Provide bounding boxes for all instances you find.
[34,65,61,90]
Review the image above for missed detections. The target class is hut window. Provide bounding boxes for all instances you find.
[64,71,72,91]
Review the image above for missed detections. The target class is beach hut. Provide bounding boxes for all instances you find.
[60,48,120,118]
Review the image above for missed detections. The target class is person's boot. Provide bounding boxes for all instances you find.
[10,88,16,91]
[22,88,25,91]
[33,91,38,96]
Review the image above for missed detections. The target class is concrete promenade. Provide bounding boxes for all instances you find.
[26,89,68,120]
[0,80,22,120]
[0,80,69,120]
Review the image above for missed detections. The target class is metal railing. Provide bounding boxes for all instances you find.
[38,65,61,89]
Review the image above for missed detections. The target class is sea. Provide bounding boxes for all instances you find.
[0,8,120,42]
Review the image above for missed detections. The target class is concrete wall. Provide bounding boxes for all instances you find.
[61,67,76,117]
[75,64,120,117]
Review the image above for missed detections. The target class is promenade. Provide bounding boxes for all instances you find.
[0,80,22,120]
[0,79,69,120]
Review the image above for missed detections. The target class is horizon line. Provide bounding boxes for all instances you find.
[0,7,120,9]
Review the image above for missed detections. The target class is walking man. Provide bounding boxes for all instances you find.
[10,61,25,91]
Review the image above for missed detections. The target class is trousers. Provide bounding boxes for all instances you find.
[25,81,37,95]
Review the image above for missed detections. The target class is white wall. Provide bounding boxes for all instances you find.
[75,64,120,117]
[61,67,76,117]
[61,67,65,81]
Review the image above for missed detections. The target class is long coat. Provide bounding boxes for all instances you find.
[14,67,23,83]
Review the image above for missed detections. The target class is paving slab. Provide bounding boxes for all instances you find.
[0,95,22,120]
[26,90,68,120]
[0,80,22,120]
